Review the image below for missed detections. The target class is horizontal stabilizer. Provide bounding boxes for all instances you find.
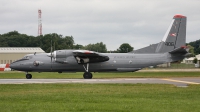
[169,46,189,54]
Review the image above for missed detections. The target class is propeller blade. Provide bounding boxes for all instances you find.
[54,41,55,51]
[51,39,53,70]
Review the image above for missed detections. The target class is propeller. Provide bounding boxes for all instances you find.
[48,34,57,70]
[50,35,57,70]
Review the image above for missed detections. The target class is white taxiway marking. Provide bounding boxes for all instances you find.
[162,79,200,85]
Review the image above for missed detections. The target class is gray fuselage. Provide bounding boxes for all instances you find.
[10,52,173,73]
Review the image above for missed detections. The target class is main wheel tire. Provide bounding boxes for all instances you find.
[83,72,93,79]
[26,74,32,79]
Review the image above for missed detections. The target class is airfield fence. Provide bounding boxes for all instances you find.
[155,63,198,69]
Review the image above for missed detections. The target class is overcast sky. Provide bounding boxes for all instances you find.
[0,0,200,50]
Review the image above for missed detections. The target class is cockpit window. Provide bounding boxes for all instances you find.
[11,55,32,63]
[22,56,32,59]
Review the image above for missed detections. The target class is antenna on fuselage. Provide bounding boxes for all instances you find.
[50,37,53,70]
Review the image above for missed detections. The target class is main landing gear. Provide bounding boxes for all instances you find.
[82,63,93,79]
[26,72,32,79]
[83,72,93,79]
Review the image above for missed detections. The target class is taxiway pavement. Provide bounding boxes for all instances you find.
[0,78,200,86]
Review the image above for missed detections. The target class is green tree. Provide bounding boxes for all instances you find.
[0,35,9,46]
[39,34,75,52]
[187,45,195,56]
[0,31,76,52]
[62,36,74,49]
[188,39,200,55]
[193,58,198,64]
[84,42,107,53]
[117,43,133,53]
[73,44,84,49]
[40,34,53,52]
[2,31,20,37]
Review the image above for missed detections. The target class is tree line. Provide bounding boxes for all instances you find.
[188,40,200,55]
[0,31,133,53]
[1,31,199,55]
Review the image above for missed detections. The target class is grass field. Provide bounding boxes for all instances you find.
[0,71,200,79]
[0,84,200,112]
[0,71,200,112]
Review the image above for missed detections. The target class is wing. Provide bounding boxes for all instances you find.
[73,50,109,64]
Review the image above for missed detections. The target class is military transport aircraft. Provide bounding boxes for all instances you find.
[10,14,189,79]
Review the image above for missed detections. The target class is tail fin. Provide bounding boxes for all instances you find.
[155,14,187,53]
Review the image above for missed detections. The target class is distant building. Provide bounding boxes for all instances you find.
[184,54,200,64]
[185,57,195,64]
[0,47,45,64]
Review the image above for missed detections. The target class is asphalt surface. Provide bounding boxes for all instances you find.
[0,78,200,87]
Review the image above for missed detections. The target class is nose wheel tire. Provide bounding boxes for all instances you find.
[83,72,93,79]
[26,74,32,79]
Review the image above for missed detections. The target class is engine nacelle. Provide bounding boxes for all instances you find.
[48,50,74,63]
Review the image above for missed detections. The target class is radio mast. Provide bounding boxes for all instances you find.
[38,9,42,36]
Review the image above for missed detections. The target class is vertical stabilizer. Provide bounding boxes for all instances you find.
[155,14,187,53]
